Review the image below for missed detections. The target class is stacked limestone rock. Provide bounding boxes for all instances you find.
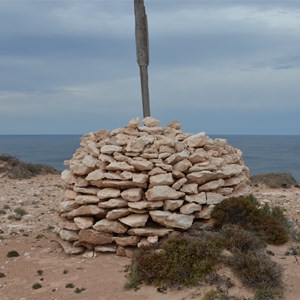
[57,117,250,256]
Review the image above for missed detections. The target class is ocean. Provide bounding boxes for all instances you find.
[0,135,299,182]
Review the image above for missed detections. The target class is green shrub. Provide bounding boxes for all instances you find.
[74,287,86,294]
[254,286,283,300]
[0,272,5,278]
[14,207,27,217]
[65,283,75,288]
[212,196,289,245]
[251,172,297,188]
[32,283,42,290]
[260,204,290,230]
[228,249,283,293]
[125,236,223,289]
[220,224,265,252]
[202,289,241,300]
[8,214,22,221]
[0,154,58,179]
[37,270,43,276]
[7,250,19,257]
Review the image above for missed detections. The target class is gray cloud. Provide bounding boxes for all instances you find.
[0,0,299,134]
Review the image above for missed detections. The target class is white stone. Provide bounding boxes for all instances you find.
[59,219,80,231]
[97,188,121,200]
[70,163,93,175]
[142,116,161,127]
[173,159,192,172]
[98,154,115,163]
[148,167,166,176]
[128,201,163,210]
[93,219,128,234]
[223,173,247,186]
[58,240,84,254]
[121,171,134,180]
[74,217,94,229]
[126,136,154,152]
[106,161,135,172]
[189,149,208,164]
[98,198,128,209]
[64,189,77,199]
[155,163,172,172]
[198,179,225,191]
[106,208,130,220]
[67,205,106,218]
[119,214,149,227]
[172,178,187,190]
[206,192,224,204]
[132,173,148,183]
[73,187,99,195]
[145,186,185,201]
[149,211,194,229]
[180,203,201,214]
[149,173,174,186]
[94,245,116,253]
[86,140,100,157]
[86,169,105,181]
[83,155,98,168]
[59,229,78,242]
[188,161,215,173]
[130,159,153,171]
[100,145,123,155]
[128,117,140,128]
[75,195,99,205]
[75,176,89,187]
[163,200,184,211]
[104,172,123,180]
[187,171,216,185]
[194,205,215,219]
[147,236,158,244]
[60,201,79,213]
[220,164,244,177]
[128,227,173,237]
[113,236,140,246]
[180,183,198,194]
[185,192,207,204]
[61,170,76,184]
[186,132,207,148]
[121,188,143,202]
[115,133,132,146]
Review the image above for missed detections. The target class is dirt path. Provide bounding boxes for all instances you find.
[0,175,299,299]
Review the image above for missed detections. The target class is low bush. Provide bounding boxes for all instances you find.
[228,249,283,292]
[14,207,28,217]
[0,154,58,179]
[251,172,298,188]
[125,236,223,289]
[32,283,42,290]
[212,196,289,245]
[7,250,19,257]
[202,289,241,300]
[220,224,265,252]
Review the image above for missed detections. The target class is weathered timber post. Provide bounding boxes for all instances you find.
[134,0,150,117]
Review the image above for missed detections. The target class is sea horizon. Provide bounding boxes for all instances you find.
[1,134,300,182]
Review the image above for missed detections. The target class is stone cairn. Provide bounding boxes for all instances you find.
[57,117,250,257]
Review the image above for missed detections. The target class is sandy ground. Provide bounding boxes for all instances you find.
[0,174,299,300]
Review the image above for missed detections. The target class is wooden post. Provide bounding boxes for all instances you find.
[134,0,150,117]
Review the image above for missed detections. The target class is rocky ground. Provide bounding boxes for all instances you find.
[0,174,300,300]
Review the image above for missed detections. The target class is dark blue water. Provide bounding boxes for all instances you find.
[0,135,299,182]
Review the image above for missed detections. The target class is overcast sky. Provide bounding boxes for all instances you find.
[1,0,300,135]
